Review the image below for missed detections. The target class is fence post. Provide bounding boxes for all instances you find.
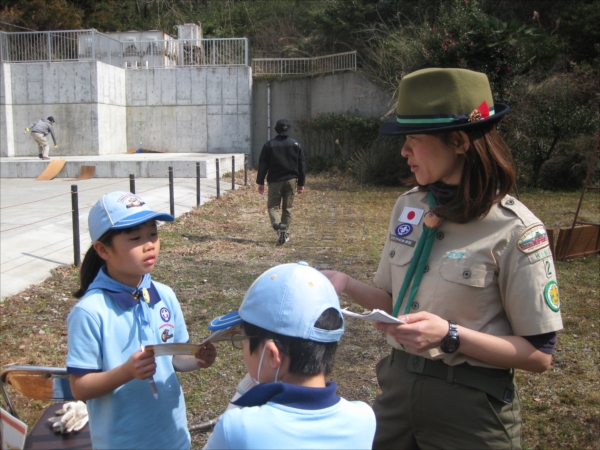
[47,31,51,62]
[244,154,248,186]
[231,155,235,191]
[196,162,201,206]
[169,166,175,216]
[216,158,221,199]
[129,174,135,194]
[71,185,81,267]
[91,29,95,61]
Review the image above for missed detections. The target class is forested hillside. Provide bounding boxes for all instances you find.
[1,0,598,189]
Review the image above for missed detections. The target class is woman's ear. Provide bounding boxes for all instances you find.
[93,241,110,261]
[454,131,470,155]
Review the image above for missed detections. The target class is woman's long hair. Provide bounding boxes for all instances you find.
[410,125,516,223]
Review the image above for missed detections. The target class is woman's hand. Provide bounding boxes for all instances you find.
[195,343,217,368]
[374,312,449,353]
[127,349,157,380]
[321,270,351,294]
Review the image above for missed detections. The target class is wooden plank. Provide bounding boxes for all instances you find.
[34,160,66,181]
[555,225,600,259]
[64,165,95,181]
[546,228,555,259]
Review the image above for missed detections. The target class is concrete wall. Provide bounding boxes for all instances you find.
[126,66,251,153]
[251,71,392,167]
[0,64,15,157]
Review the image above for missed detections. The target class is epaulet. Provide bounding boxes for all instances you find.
[499,194,542,228]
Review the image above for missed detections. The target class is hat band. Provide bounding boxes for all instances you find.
[396,102,495,127]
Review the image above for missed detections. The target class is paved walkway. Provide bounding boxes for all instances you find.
[0,176,237,300]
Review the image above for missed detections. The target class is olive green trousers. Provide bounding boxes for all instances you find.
[267,179,296,230]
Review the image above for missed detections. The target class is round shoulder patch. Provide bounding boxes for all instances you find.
[517,224,549,254]
[544,280,560,312]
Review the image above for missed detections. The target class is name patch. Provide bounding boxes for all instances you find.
[517,225,549,254]
[391,235,415,247]
[527,247,552,264]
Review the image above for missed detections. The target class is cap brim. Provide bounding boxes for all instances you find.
[209,310,242,331]
[112,211,174,229]
[379,103,510,136]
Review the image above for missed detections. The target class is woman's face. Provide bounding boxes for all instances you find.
[401,133,466,185]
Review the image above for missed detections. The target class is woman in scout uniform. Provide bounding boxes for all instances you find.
[323,68,563,449]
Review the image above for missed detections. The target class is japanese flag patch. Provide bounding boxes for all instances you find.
[398,207,424,225]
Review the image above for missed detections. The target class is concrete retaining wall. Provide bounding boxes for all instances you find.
[251,71,392,167]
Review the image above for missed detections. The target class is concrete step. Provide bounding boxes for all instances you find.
[0,153,248,178]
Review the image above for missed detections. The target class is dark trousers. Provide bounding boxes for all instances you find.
[267,179,296,230]
[373,349,522,449]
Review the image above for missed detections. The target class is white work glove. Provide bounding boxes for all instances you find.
[47,401,88,433]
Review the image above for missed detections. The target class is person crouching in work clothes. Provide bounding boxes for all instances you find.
[256,119,306,246]
[24,116,58,160]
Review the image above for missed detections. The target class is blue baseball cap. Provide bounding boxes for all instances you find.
[88,191,174,242]
[209,262,344,343]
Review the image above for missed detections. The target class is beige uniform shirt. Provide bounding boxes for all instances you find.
[374,188,563,368]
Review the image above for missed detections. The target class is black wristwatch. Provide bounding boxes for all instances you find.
[440,320,460,353]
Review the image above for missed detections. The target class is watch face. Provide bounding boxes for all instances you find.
[441,336,460,353]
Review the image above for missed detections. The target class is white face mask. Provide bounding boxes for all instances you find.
[252,339,281,385]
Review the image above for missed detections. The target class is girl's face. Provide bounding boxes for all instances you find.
[96,220,160,288]
[401,133,466,185]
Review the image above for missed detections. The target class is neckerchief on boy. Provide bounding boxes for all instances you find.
[87,267,161,327]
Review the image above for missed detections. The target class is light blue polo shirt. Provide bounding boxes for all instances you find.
[205,382,376,449]
[67,270,191,449]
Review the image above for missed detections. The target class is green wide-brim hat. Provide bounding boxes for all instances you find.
[379,68,509,136]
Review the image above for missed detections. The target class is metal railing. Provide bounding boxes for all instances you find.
[251,51,356,76]
[0,30,249,68]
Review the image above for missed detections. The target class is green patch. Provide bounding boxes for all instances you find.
[544,280,560,312]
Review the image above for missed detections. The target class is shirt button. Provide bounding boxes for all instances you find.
[506,199,515,205]
[437,232,444,240]
[412,302,419,310]
[389,250,395,258]
[463,270,471,278]
[423,265,429,273]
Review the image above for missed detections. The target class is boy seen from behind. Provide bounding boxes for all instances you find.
[205,261,376,449]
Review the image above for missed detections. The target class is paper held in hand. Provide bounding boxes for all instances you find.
[341,309,406,324]
[145,324,242,356]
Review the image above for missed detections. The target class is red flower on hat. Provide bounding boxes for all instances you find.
[467,100,490,122]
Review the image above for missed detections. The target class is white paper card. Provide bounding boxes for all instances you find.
[342,309,405,324]
[1,407,27,450]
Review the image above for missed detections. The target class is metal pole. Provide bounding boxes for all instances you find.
[231,156,235,191]
[71,185,81,267]
[47,31,51,62]
[216,159,221,199]
[169,166,175,216]
[91,29,95,61]
[244,154,248,186]
[129,174,135,194]
[196,162,201,206]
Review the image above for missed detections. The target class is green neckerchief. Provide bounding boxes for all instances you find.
[392,191,441,317]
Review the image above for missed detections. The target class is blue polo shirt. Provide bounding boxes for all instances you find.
[67,270,190,449]
[205,382,376,449]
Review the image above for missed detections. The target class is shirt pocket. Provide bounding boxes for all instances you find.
[387,243,414,268]
[439,258,494,288]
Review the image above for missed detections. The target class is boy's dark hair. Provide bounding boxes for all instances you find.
[73,228,126,298]
[242,307,342,376]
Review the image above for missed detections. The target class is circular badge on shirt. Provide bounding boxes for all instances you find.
[543,281,560,312]
[395,223,413,237]
[160,307,171,322]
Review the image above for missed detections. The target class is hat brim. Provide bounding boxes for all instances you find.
[112,211,174,229]
[379,103,509,136]
[209,310,242,331]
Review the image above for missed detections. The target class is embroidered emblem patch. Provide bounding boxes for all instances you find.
[447,251,465,260]
[161,329,174,342]
[390,235,415,247]
[517,225,549,254]
[543,280,560,312]
[395,223,413,237]
[398,207,424,225]
[527,247,552,264]
[160,307,171,322]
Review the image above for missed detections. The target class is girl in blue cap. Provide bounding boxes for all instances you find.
[66,191,216,449]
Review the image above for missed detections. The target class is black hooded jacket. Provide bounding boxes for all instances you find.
[256,135,306,186]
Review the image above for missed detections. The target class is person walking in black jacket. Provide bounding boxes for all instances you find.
[256,119,306,245]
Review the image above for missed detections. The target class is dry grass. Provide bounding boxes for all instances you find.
[1,172,598,449]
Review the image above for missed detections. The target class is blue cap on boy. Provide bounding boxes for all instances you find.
[209,262,344,343]
[88,191,174,242]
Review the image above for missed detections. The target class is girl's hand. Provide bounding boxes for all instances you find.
[195,343,217,368]
[321,270,350,295]
[374,312,450,353]
[127,350,157,380]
